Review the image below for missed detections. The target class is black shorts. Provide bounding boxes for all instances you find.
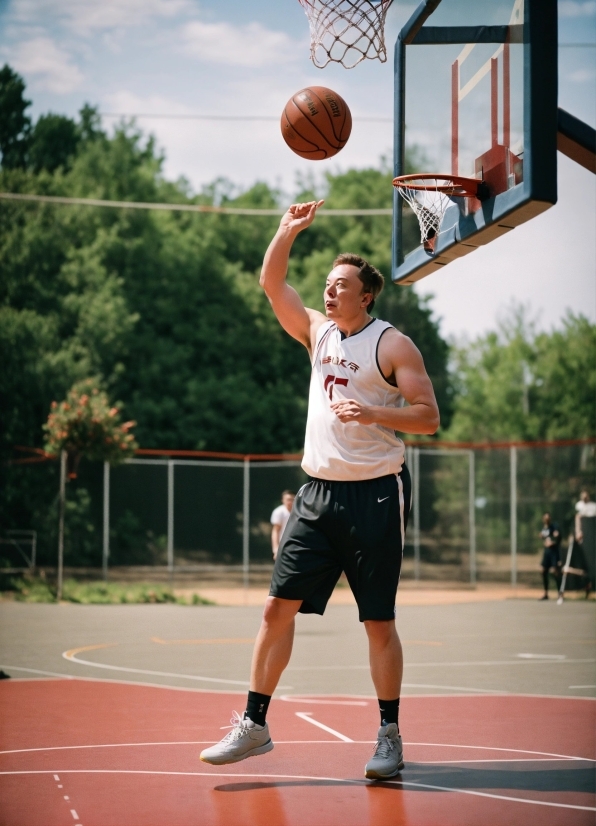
[270,467,411,622]
[541,548,561,569]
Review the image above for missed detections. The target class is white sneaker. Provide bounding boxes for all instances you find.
[200,711,274,766]
[364,722,404,780]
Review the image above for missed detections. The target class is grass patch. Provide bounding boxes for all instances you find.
[0,576,213,605]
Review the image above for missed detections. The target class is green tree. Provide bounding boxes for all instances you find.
[0,76,452,564]
[0,64,30,169]
[446,306,596,442]
[29,113,81,173]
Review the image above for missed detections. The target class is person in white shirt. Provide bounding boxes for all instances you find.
[575,489,596,544]
[201,200,439,780]
[270,490,295,560]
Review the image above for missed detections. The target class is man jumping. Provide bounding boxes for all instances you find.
[200,200,439,780]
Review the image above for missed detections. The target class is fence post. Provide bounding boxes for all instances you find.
[167,460,174,574]
[468,450,477,585]
[57,450,66,601]
[413,447,420,581]
[243,458,250,590]
[102,461,110,581]
[510,445,517,587]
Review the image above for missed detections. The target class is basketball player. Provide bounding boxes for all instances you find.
[201,200,439,779]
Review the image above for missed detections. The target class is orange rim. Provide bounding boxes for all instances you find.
[392,173,484,198]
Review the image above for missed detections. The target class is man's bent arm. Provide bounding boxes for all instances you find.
[331,333,440,435]
[259,201,326,350]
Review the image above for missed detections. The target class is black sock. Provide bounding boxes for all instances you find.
[378,698,400,729]
[245,690,271,727]
[542,568,549,593]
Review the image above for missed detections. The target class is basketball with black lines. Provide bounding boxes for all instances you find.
[281,86,352,160]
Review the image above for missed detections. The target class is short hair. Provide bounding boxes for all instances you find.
[332,253,384,312]
[282,490,295,497]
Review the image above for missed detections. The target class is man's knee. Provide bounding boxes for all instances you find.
[363,619,397,644]
[262,596,301,627]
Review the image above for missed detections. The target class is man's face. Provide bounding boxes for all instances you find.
[543,513,551,525]
[324,265,371,320]
[282,494,295,511]
[581,491,589,502]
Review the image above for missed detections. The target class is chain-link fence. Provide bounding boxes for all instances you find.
[4,441,594,587]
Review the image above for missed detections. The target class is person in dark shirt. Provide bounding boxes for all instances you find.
[539,512,562,600]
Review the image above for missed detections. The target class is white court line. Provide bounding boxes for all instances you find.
[0,665,76,679]
[61,650,292,689]
[279,695,368,706]
[1,770,593,812]
[402,683,510,695]
[517,654,566,660]
[405,659,596,668]
[286,659,595,669]
[570,685,596,689]
[6,674,596,703]
[70,811,79,821]
[1,741,592,760]
[294,712,353,742]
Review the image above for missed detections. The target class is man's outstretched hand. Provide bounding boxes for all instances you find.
[280,200,325,234]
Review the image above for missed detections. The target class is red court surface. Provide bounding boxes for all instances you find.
[0,679,594,826]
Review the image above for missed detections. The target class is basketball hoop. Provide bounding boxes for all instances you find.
[393,174,488,253]
[298,0,394,69]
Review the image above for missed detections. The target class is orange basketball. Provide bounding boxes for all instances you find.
[281,86,352,160]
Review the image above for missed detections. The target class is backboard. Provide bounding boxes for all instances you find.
[392,0,558,285]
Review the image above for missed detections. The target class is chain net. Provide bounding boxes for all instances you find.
[395,178,459,253]
[298,0,394,69]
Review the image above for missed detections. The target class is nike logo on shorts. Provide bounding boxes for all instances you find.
[378,496,389,503]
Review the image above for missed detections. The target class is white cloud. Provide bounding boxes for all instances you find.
[182,20,300,68]
[7,37,84,94]
[11,0,192,35]
[558,1,596,17]
[568,68,596,82]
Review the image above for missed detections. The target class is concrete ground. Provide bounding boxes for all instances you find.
[1,598,594,700]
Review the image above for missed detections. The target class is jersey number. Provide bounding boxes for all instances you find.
[324,374,349,400]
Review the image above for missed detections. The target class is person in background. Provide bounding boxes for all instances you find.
[270,490,295,560]
[574,489,595,597]
[539,512,562,601]
[575,490,596,544]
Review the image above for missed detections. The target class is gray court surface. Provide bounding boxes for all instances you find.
[1,599,594,699]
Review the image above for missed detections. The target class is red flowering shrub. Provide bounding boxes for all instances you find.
[43,379,137,477]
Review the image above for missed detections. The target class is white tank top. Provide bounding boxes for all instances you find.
[302,318,406,482]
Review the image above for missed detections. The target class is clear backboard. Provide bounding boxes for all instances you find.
[392,0,558,285]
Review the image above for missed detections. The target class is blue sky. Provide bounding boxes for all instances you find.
[0,0,594,338]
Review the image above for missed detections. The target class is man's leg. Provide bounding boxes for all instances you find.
[364,619,403,703]
[363,619,404,780]
[541,565,549,599]
[200,596,302,766]
[250,596,303,695]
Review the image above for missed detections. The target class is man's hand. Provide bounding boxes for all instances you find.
[279,200,324,235]
[331,399,376,425]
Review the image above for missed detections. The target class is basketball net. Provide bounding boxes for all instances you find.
[393,176,479,254]
[298,0,394,69]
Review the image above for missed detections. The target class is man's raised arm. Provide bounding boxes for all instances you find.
[259,200,326,352]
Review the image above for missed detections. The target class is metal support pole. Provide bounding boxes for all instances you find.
[243,458,250,591]
[510,446,517,588]
[167,460,174,574]
[102,461,110,582]
[57,450,66,601]
[31,531,36,570]
[413,447,420,581]
[468,450,476,585]
[392,35,406,272]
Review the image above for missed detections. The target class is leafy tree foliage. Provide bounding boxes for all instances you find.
[0,64,30,168]
[446,306,596,442]
[0,68,449,563]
